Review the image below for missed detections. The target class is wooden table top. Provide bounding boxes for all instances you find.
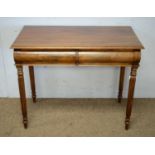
[11,26,144,51]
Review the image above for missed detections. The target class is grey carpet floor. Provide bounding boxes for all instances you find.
[0,98,155,137]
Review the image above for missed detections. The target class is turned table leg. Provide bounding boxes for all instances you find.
[17,65,28,129]
[29,66,36,103]
[118,67,125,103]
[125,64,138,130]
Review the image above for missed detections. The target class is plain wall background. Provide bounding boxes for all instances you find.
[0,17,154,98]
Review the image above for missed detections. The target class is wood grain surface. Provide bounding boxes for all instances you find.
[11,26,144,51]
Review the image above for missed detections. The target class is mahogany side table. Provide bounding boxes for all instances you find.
[11,26,144,129]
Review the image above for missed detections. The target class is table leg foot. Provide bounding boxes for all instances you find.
[23,120,28,129]
[32,95,36,103]
[125,118,130,130]
[118,96,122,103]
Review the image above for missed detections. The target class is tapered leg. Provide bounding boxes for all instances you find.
[125,64,138,130]
[17,66,28,129]
[29,66,36,103]
[118,67,125,103]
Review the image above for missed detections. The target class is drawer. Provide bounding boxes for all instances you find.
[14,52,76,65]
[14,51,141,66]
[78,52,141,65]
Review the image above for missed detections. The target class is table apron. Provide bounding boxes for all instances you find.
[14,51,141,66]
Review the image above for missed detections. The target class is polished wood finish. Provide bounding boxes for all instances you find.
[16,66,28,128]
[78,52,140,66]
[14,51,76,65]
[14,51,141,66]
[11,26,144,129]
[125,64,139,130]
[29,66,36,103]
[118,67,125,103]
[11,26,144,51]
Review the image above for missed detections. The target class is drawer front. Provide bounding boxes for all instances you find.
[14,52,76,65]
[79,52,141,65]
[14,51,141,66]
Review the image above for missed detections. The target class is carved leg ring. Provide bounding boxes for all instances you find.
[29,66,36,103]
[17,66,28,128]
[118,67,125,103]
[125,64,138,130]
